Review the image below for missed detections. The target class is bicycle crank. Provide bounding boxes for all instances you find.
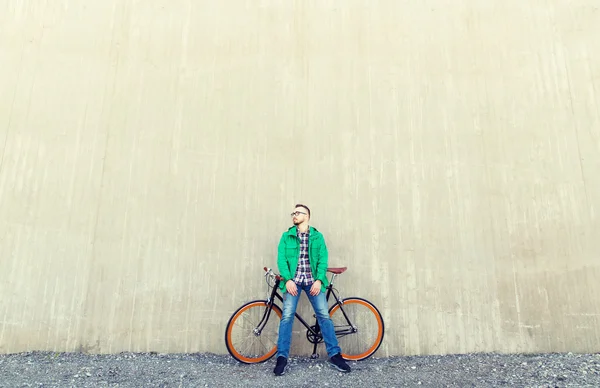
[306,325,324,344]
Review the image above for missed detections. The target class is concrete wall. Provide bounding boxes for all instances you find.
[1,0,599,357]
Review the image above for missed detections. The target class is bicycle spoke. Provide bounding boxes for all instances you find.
[257,334,277,352]
[259,332,277,347]
[225,301,282,363]
[238,328,267,357]
[329,298,384,361]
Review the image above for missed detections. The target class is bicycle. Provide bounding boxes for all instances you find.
[224,266,385,364]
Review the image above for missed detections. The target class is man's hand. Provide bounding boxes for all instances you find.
[309,280,322,296]
[286,280,298,296]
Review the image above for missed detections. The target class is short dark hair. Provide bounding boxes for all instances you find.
[295,203,310,217]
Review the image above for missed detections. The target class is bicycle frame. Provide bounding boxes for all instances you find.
[255,271,357,356]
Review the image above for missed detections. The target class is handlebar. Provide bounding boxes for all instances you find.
[263,267,283,282]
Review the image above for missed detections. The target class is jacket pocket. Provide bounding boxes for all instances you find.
[285,247,297,258]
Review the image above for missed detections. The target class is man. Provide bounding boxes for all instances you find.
[273,204,351,376]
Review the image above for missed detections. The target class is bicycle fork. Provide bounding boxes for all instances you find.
[253,302,274,336]
[255,279,282,336]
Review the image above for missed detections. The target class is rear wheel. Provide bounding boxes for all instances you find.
[329,297,384,361]
[225,300,282,364]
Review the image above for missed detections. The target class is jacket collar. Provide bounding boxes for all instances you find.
[286,225,318,236]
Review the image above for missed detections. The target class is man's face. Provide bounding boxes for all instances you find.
[291,207,309,225]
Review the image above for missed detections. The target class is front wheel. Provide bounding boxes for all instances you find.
[329,297,385,361]
[224,300,282,364]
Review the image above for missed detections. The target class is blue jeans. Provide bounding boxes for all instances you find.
[276,283,341,359]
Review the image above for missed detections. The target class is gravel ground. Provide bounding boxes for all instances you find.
[1,351,599,387]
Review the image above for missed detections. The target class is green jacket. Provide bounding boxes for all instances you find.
[277,225,329,294]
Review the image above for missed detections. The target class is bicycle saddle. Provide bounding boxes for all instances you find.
[327,267,347,274]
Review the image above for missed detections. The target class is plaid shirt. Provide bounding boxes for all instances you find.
[292,227,314,286]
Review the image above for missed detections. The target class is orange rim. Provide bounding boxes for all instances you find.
[329,299,384,361]
[226,301,282,363]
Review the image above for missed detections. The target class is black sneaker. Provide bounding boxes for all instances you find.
[273,356,288,376]
[328,353,351,373]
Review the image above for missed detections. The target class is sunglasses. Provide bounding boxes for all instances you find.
[290,211,307,217]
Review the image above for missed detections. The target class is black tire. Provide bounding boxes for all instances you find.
[328,297,385,361]
[224,300,282,364]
